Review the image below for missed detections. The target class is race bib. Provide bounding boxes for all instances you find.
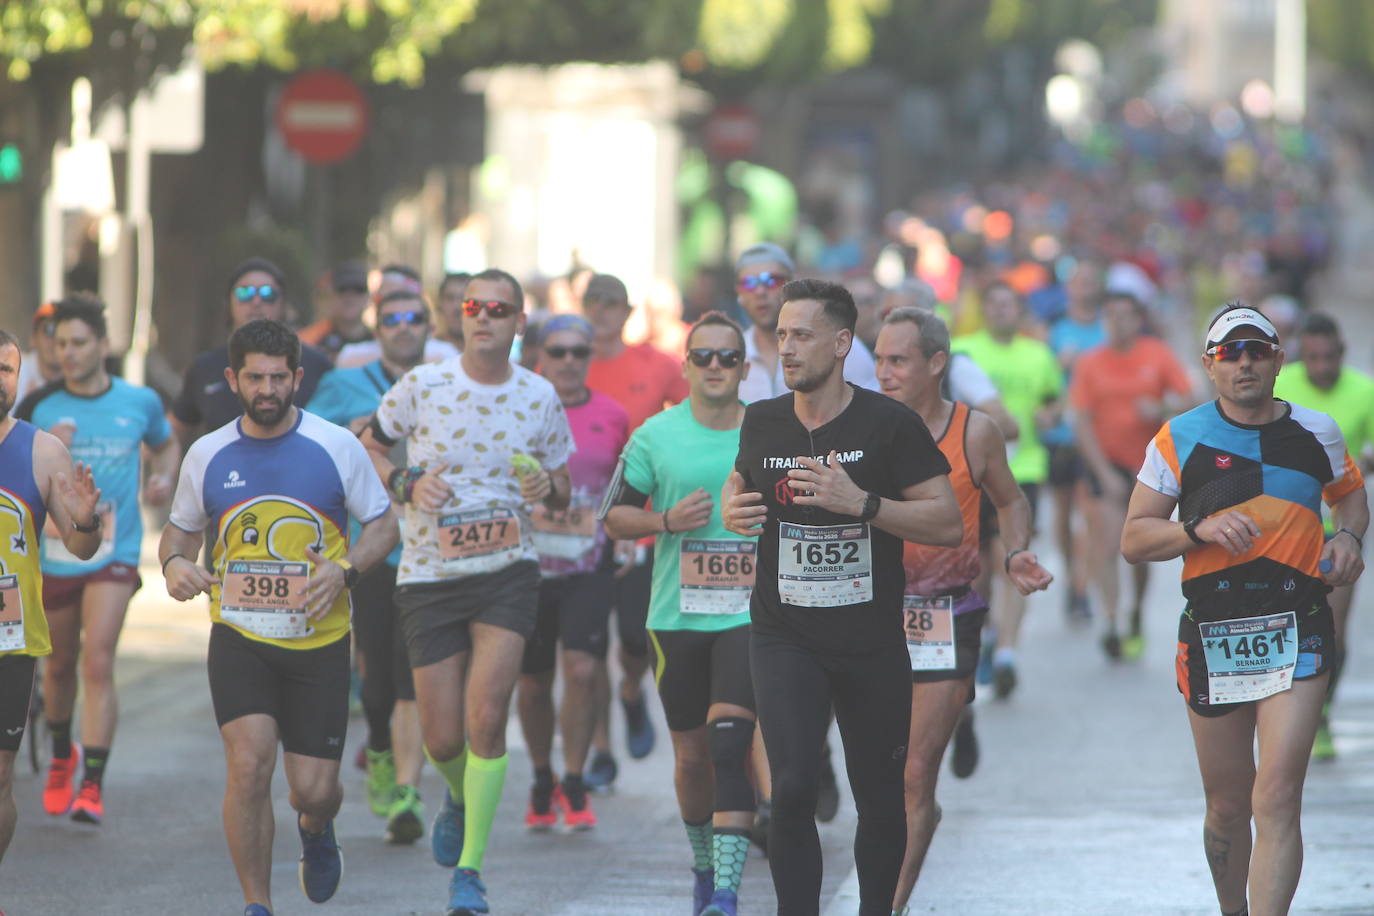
[904,595,955,671]
[437,507,522,573]
[680,539,756,616]
[1201,611,1298,705]
[0,575,25,652]
[44,500,115,565]
[220,559,312,640]
[777,522,873,607]
[530,504,597,561]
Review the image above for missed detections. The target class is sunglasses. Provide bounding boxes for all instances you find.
[687,348,744,369]
[1206,339,1280,362]
[737,271,788,292]
[462,298,519,319]
[379,310,428,328]
[233,284,280,304]
[544,345,591,360]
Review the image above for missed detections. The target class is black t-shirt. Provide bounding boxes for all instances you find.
[171,343,333,433]
[734,385,950,654]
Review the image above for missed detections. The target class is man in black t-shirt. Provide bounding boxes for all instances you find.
[724,279,961,916]
[170,257,332,449]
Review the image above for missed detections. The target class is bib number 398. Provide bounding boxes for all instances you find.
[904,595,955,671]
[777,523,872,607]
[220,560,311,640]
[1201,611,1298,705]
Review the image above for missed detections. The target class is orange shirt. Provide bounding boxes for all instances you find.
[1070,336,1191,472]
[587,343,689,432]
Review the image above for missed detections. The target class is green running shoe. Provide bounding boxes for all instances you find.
[1312,719,1336,761]
[385,785,425,845]
[365,748,398,816]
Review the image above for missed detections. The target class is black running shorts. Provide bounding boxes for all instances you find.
[521,570,614,675]
[0,654,36,753]
[647,625,753,732]
[395,560,540,669]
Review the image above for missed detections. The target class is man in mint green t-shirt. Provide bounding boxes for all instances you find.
[952,281,1062,699]
[1273,310,1374,761]
[603,311,757,916]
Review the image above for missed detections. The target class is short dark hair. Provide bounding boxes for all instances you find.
[781,278,857,333]
[470,268,524,312]
[380,263,421,283]
[1100,289,1145,316]
[1299,311,1340,339]
[0,328,20,354]
[54,294,108,339]
[984,279,1020,304]
[439,272,471,295]
[229,319,301,372]
[687,310,746,351]
[883,306,950,360]
[226,257,286,297]
[376,289,430,317]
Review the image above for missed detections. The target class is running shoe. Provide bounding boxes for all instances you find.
[558,778,597,831]
[297,818,343,903]
[1312,719,1336,761]
[244,905,272,916]
[431,789,465,867]
[750,799,771,856]
[585,749,618,792]
[365,748,398,816]
[974,639,995,686]
[43,744,82,816]
[1101,632,1122,661]
[1121,634,1145,661]
[445,867,489,916]
[1066,592,1092,625]
[701,889,738,916]
[691,867,714,916]
[70,780,103,824]
[623,694,656,760]
[815,748,840,823]
[992,661,1017,700]
[385,785,425,845]
[525,779,558,832]
[950,708,979,779]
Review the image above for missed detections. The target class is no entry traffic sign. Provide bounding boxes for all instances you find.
[275,70,369,165]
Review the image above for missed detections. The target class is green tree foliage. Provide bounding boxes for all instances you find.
[1309,0,1374,79]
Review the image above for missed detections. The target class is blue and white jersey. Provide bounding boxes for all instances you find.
[168,410,390,649]
[18,378,170,575]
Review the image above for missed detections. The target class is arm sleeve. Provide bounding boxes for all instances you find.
[171,362,202,426]
[142,388,172,447]
[372,368,418,443]
[890,409,951,491]
[167,445,210,532]
[734,407,756,490]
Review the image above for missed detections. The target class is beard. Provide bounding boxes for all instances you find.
[786,363,827,394]
[242,391,292,427]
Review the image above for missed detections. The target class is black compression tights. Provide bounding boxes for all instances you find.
[751,631,911,916]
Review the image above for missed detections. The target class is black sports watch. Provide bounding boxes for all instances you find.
[72,514,102,534]
[858,492,881,523]
[1182,515,1206,546]
[337,557,360,589]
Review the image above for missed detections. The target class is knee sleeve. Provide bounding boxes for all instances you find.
[708,717,755,813]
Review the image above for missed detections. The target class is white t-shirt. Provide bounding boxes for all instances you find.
[373,358,574,584]
[335,339,459,369]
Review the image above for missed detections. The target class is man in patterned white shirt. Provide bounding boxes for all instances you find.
[361,268,573,916]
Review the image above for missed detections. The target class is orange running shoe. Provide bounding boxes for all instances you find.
[524,781,558,831]
[558,781,597,831]
[70,780,103,825]
[42,744,81,816]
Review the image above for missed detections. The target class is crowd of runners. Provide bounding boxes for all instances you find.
[0,222,1368,916]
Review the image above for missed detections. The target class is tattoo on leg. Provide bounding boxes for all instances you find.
[1204,826,1231,880]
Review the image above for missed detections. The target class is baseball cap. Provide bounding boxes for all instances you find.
[735,243,796,276]
[1204,305,1279,349]
[332,260,369,292]
[32,301,57,327]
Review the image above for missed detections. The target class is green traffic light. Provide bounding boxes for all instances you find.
[0,143,22,183]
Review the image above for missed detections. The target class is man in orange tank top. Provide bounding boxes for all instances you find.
[874,307,1053,915]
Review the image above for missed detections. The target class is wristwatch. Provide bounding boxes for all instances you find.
[72,514,102,534]
[858,492,881,523]
[1182,515,1206,546]
[337,557,360,589]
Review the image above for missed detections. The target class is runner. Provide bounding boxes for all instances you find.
[299,261,374,360]
[952,281,1061,697]
[723,278,961,916]
[1273,311,1374,760]
[874,307,1052,915]
[334,264,460,370]
[435,272,472,350]
[361,268,574,916]
[15,302,61,402]
[583,272,683,783]
[1122,303,1366,916]
[307,288,434,843]
[516,314,628,832]
[0,328,103,866]
[14,297,177,825]
[160,319,398,916]
[1070,291,1192,660]
[603,311,758,916]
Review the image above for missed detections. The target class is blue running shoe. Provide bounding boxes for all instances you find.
[692,868,714,916]
[701,889,738,916]
[297,819,343,903]
[431,789,465,868]
[585,749,618,792]
[975,638,994,686]
[623,695,656,760]
[244,906,272,916]
[445,867,489,916]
